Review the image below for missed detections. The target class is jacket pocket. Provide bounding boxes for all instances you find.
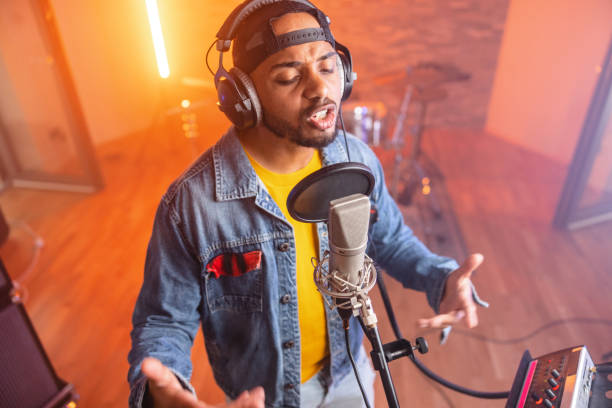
[204,249,263,313]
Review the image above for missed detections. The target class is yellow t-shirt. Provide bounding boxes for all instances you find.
[245,149,328,383]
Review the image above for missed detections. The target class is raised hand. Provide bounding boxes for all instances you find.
[417,253,484,329]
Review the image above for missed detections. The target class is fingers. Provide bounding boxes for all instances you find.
[247,386,265,402]
[464,302,478,328]
[229,387,265,408]
[447,253,483,329]
[418,310,465,329]
[143,357,205,408]
[142,357,182,391]
[454,253,484,281]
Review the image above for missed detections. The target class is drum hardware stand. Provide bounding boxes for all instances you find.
[386,63,471,218]
[394,89,445,218]
[389,82,444,219]
[390,82,413,200]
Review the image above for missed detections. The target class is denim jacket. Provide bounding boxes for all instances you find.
[128,128,464,407]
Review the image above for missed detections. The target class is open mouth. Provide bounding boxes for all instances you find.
[306,104,336,131]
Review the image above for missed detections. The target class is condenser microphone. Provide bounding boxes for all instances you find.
[328,193,371,287]
[321,193,378,326]
[285,161,378,325]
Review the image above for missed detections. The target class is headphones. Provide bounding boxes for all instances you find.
[213,0,355,130]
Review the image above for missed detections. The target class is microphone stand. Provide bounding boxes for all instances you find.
[367,325,400,408]
[351,288,430,408]
[338,293,400,408]
[357,310,401,408]
[310,191,430,408]
[316,253,418,408]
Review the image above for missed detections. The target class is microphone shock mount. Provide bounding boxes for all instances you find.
[312,250,378,326]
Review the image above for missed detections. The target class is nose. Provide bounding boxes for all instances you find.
[303,69,329,101]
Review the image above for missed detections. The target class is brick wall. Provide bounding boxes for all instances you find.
[318,0,510,129]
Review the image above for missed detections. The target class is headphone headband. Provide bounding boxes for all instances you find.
[216,0,318,48]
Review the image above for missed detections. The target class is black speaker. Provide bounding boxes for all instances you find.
[0,206,8,247]
[0,253,12,308]
[0,259,78,408]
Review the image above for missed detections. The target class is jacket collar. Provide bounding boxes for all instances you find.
[213,127,350,202]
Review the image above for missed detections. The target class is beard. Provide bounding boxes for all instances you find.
[261,100,338,148]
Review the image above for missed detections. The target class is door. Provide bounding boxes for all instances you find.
[0,0,103,193]
[554,36,612,229]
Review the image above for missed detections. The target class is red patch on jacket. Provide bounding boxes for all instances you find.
[206,251,262,278]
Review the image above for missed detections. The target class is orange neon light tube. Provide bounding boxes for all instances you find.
[146,0,170,78]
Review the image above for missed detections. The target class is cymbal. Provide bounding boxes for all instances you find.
[411,87,448,103]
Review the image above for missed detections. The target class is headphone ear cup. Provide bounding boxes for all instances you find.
[217,76,248,129]
[337,52,353,101]
[230,67,262,128]
[215,67,261,130]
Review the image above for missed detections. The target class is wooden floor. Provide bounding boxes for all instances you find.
[368,128,612,407]
[1,94,611,407]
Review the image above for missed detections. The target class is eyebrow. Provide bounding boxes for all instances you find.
[269,51,337,72]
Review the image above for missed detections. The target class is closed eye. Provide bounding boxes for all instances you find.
[275,76,300,86]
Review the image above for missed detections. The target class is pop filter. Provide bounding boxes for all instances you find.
[287,162,375,223]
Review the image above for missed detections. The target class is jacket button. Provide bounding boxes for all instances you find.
[283,340,294,349]
[278,242,290,252]
[284,383,294,391]
[280,294,291,304]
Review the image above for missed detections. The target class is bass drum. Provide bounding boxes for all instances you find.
[341,101,388,147]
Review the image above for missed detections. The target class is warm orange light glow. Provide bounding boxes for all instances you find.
[66,402,77,408]
[146,0,170,78]
[181,99,191,108]
[422,185,431,195]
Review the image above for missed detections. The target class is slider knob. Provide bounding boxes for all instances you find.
[548,378,559,390]
[531,392,543,404]
[551,369,561,378]
[545,388,556,400]
[544,399,554,408]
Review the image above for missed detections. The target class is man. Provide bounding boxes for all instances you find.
[128,1,487,407]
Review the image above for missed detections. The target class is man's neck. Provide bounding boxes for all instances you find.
[238,126,315,174]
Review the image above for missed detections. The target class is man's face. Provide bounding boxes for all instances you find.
[249,12,343,148]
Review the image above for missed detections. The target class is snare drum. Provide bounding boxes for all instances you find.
[341,101,388,147]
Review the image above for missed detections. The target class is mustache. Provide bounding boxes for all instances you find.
[301,98,337,118]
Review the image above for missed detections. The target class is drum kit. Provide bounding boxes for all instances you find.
[341,61,470,215]
[341,101,388,148]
